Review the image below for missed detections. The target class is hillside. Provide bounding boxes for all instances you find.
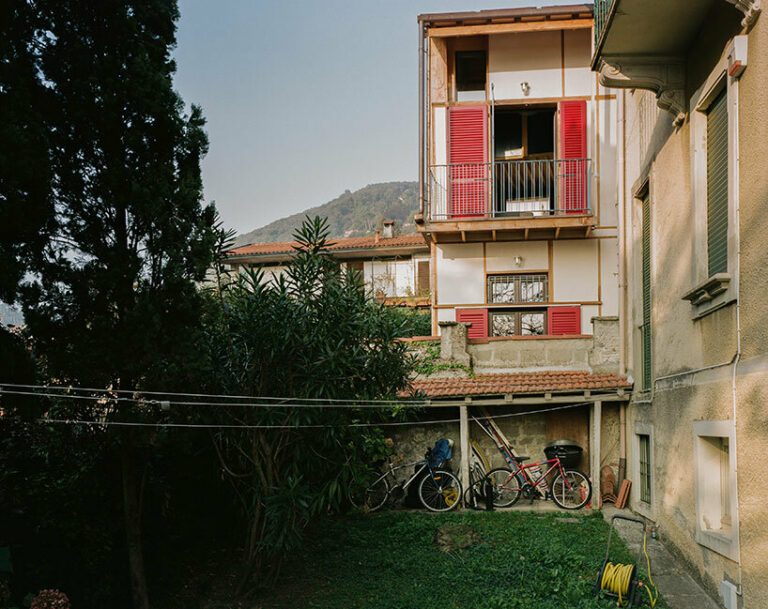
[235,181,419,245]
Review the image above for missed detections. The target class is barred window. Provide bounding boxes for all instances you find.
[487,273,548,304]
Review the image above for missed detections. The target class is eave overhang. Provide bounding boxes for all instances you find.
[591,0,760,124]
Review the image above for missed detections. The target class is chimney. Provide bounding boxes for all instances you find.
[382,219,395,239]
[374,230,380,244]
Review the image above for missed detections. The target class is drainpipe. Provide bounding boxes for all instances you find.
[730,80,743,597]
[617,90,628,482]
[418,19,425,220]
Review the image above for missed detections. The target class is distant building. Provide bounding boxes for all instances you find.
[227,222,431,306]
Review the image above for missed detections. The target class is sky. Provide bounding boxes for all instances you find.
[173,0,583,235]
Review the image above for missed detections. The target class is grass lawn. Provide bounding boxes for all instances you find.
[260,510,666,609]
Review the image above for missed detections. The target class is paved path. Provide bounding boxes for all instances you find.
[602,506,721,609]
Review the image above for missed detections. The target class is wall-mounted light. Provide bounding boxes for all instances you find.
[514,256,523,266]
[521,81,530,96]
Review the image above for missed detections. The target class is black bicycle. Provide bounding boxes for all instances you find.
[349,447,462,512]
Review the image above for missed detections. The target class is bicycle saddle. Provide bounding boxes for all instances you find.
[512,456,530,462]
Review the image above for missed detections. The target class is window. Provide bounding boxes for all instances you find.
[706,88,728,276]
[641,191,652,392]
[685,61,737,318]
[693,421,739,560]
[455,51,486,101]
[638,434,651,503]
[487,273,548,304]
[490,309,546,337]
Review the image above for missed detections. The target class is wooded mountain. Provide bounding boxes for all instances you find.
[235,181,418,245]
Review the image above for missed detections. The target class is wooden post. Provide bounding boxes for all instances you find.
[460,400,471,492]
[591,400,602,508]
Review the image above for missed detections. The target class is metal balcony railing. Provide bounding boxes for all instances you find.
[594,0,613,48]
[427,158,591,221]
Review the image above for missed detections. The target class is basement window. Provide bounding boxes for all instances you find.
[455,51,486,102]
[693,421,739,560]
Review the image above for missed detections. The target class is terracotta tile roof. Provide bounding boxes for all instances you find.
[408,370,632,398]
[229,234,426,258]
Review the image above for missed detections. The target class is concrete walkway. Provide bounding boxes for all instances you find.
[602,506,721,609]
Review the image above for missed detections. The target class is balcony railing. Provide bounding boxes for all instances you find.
[427,158,591,221]
[593,0,613,48]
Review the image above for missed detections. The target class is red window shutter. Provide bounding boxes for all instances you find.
[456,308,488,338]
[558,100,587,214]
[547,306,581,335]
[448,106,488,218]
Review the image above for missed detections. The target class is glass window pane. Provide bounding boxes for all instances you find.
[491,312,517,337]
[520,312,545,335]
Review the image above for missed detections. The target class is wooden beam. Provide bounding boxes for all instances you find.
[555,227,561,239]
[460,401,471,492]
[492,229,497,241]
[427,17,592,38]
[585,225,593,238]
[591,400,602,508]
[524,227,530,240]
[461,230,467,242]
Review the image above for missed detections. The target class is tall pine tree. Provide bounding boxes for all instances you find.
[12,2,218,606]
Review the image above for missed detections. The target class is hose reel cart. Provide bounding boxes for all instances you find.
[594,514,658,607]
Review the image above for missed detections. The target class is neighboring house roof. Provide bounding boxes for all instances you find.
[228,234,427,260]
[409,371,631,398]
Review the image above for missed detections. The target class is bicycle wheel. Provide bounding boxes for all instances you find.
[419,469,462,512]
[551,469,592,510]
[349,475,390,512]
[485,467,523,508]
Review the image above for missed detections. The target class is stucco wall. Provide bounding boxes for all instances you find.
[617,7,768,607]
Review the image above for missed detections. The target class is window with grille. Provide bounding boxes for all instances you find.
[490,309,546,337]
[487,273,548,304]
[706,88,728,277]
[639,434,651,503]
[641,192,652,392]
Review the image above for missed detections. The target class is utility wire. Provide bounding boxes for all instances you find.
[0,382,426,405]
[0,388,427,409]
[36,402,591,430]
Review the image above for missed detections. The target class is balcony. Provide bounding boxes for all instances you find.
[423,158,593,241]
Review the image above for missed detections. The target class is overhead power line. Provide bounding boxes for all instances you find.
[0,388,427,409]
[36,402,591,430]
[0,382,425,405]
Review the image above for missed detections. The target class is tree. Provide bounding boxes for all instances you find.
[201,217,417,595]
[12,2,217,607]
[0,1,54,306]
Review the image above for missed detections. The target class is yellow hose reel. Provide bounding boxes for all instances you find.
[594,515,658,607]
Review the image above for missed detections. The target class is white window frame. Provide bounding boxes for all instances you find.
[692,420,739,561]
[631,422,654,519]
[687,44,739,319]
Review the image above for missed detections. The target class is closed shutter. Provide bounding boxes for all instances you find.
[448,106,488,217]
[417,260,430,296]
[558,100,587,214]
[706,88,728,276]
[456,308,488,338]
[547,306,581,335]
[641,192,652,391]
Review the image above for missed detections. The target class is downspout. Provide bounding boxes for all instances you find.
[418,19,425,220]
[618,90,627,482]
[730,78,743,596]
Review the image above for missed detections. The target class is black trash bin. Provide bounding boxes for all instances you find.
[544,439,583,469]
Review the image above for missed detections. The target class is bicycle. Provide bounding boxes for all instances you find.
[349,446,463,513]
[472,454,592,510]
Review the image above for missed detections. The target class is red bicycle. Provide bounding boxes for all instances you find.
[479,454,592,510]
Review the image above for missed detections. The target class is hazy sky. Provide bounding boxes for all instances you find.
[174,0,581,234]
